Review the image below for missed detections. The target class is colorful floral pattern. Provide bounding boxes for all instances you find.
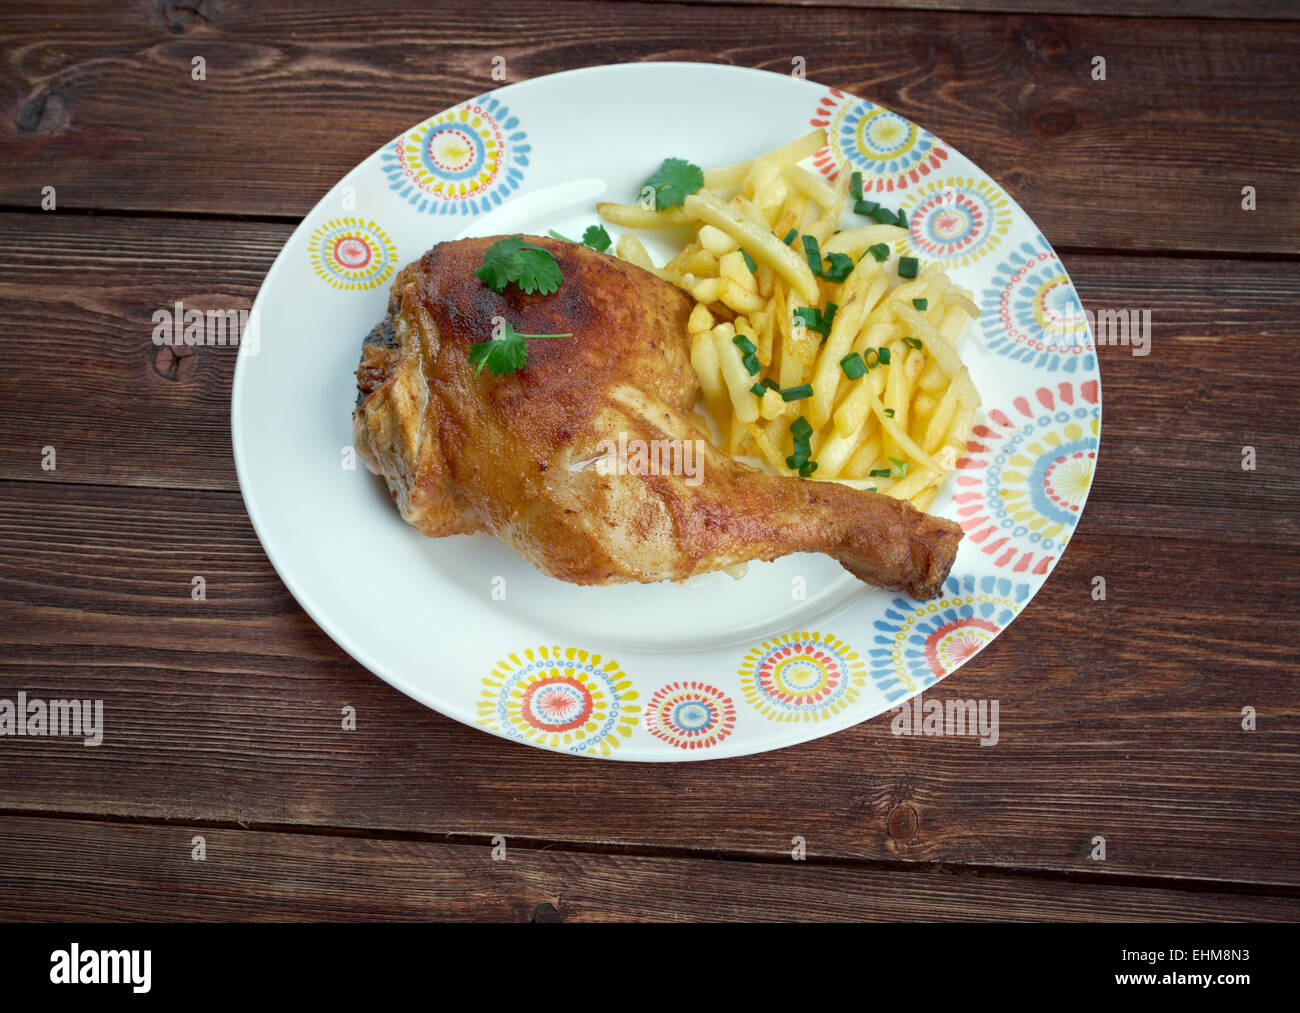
[382,94,528,215]
[868,575,1030,701]
[477,646,638,756]
[810,89,948,193]
[307,218,398,291]
[643,681,737,750]
[897,176,1012,266]
[738,632,867,722]
[979,236,1094,372]
[953,381,1100,574]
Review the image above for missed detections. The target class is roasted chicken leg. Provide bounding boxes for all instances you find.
[354,236,961,598]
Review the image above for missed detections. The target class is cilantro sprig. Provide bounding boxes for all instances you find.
[642,157,704,210]
[474,235,564,295]
[469,321,573,377]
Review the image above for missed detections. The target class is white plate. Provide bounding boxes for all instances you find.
[232,63,1101,760]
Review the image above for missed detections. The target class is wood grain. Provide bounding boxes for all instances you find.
[0,213,1295,548]
[0,479,1296,885]
[0,815,1295,921]
[673,1,1300,21]
[0,3,1296,252]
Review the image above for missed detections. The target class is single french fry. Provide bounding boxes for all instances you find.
[823,224,907,256]
[922,378,961,454]
[687,303,714,334]
[713,323,761,425]
[747,421,787,472]
[895,304,962,378]
[691,277,722,304]
[702,128,827,189]
[719,250,758,291]
[598,202,694,228]
[698,225,738,257]
[729,414,748,455]
[784,163,840,213]
[684,249,719,275]
[690,330,731,438]
[615,232,655,269]
[882,466,942,501]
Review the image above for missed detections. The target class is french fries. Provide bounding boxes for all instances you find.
[603,130,983,512]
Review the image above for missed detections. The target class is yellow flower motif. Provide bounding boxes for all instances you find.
[478,646,639,756]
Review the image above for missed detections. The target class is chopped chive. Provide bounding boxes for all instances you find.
[902,335,923,350]
[547,229,577,243]
[780,383,814,402]
[850,171,863,201]
[854,199,880,217]
[741,351,762,375]
[840,352,867,380]
[888,457,910,478]
[802,235,824,277]
[883,408,896,418]
[786,453,808,470]
[783,228,798,246]
[823,252,854,283]
[898,256,919,278]
[740,248,758,273]
[866,486,878,493]
[878,347,892,365]
[793,306,819,329]
[732,333,757,355]
[864,348,879,368]
[761,376,781,391]
[912,298,928,311]
[798,460,819,478]
[870,207,899,227]
[866,243,890,263]
[790,417,813,441]
[750,382,767,397]
[869,468,891,478]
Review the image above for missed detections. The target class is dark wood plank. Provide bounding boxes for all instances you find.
[673,0,1300,20]
[0,213,1295,547]
[0,3,1296,252]
[0,815,1295,921]
[0,479,1297,885]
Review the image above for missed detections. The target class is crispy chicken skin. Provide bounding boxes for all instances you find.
[353,235,961,599]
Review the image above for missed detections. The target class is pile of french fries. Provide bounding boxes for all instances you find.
[599,128,982,512]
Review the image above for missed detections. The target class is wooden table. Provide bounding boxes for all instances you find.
[0,0,1296,922]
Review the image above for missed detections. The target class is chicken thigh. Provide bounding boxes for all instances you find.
[354,235,961,599]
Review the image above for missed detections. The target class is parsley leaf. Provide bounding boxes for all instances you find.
[468,321,573,377]
[643,157,704,210]
[474,235,564,295]
[581,224,612,252]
